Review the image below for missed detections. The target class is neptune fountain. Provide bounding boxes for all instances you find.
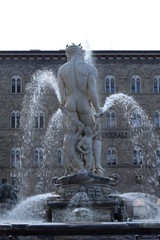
[1,44,160,239]
[45,44,122,223]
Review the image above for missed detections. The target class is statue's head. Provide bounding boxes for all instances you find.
[65,43,84,61]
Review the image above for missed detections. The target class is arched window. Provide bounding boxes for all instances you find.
[153,75,160,93]
[106,110,116,128]
[57,149,63,166]
[105,75,115,94]
[11,110,20,128]
[154,110,160,127]
[11,75,22,93]
[34,111,44,128]
[10,147,21,168]
[156,148,160,165]
[131,111,141,128]
[34,147,43,167]
[133,147,143,165]
[106,147,116,165]
[131,75,141,93]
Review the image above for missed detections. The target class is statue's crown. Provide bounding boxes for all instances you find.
[65,43,83,57]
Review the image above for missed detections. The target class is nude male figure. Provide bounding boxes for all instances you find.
[58,44,103,174]
[58,44,102,129]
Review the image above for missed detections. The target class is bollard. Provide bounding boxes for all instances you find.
[158,235,160,240]
[135,235,139,240]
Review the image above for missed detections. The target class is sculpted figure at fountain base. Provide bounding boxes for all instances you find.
[63,118,85,174]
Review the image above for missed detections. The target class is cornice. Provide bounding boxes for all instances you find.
[0,50,66,61]
[92,50,160,60]
[0,50,160,60]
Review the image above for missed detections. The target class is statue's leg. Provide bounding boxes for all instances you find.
[63,149,71,175]
[74,156,84,170]
[84,153,93,172]
[65,112,80,130]
[93,139,105,175]
[79,113,95,128]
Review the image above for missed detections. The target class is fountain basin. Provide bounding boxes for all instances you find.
[0,222,160,238]
[47,199,120,222]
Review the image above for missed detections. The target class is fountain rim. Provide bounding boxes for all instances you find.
[0,221,160,236]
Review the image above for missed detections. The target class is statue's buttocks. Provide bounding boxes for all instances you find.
[59,58,97,115]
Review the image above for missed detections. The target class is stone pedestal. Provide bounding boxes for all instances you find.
[46,171,125,222]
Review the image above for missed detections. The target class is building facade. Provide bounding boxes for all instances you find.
[0,50,160,197]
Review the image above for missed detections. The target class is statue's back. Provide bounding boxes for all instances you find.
[60,58,97,94]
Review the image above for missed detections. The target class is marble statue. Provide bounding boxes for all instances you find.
[76,116,103,173]
[58,44,104,175]
[63,112,85,174]
[77,126,93,172]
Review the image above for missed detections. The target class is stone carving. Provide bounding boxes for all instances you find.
[77,116,104,174]
[69,186,91,208]
[57,184,112,201]
[58,43,103,175]
[54,172,119,202]
[54,171,119,186]
[63,112,85,174]
[77,126,94,172]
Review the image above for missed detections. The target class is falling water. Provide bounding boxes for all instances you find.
[84,41,95,66]
[1,193,55,223]
[41,108,63,192]
[18,69,63,198]
[102,93,151,126]
[102,93,158,157]
[118,192,160,220]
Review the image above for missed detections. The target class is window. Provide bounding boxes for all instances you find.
[34,111,44,128]
[131,111,141,128]
[153,75,160,93]
[106,110,116,128]
[11,75,22,93]
[34,147,44,167]
[131,75,141,93]
[57,149,63,166]
[156,148,160,165]
[105,75,115,94]
[133,147,143,165]
[154,110,160,127]
[106,147,116,165]
[10,147,21,168]
[11,110,20,128]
